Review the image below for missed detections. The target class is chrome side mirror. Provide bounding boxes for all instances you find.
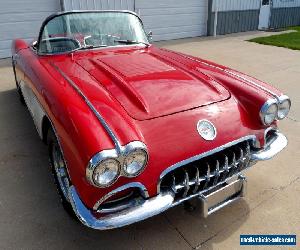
[31,40,37,50]
[147,31,153,42]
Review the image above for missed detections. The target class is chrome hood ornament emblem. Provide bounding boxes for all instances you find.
[197,120,217,141]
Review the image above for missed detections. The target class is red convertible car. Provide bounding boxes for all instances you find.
[12,11,290,230]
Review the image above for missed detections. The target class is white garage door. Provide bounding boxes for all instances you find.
[136,0,208,41]
[0,0,60,58]
[63,0,134,11]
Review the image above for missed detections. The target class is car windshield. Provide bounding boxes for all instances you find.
[38,12,148,54]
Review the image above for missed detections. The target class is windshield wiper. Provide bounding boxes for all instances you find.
[114,39,150,47]
[69,44,108,54]
[83,44,108,49]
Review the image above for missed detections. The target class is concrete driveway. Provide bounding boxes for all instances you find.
[0,31,299,250]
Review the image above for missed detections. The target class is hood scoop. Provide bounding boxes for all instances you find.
[77,50,230,120]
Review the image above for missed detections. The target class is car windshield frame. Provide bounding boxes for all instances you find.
[36,10,149,55]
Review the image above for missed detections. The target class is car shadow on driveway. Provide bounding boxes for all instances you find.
[0,88,250,250]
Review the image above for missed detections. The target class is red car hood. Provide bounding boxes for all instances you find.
[75,47,230,120]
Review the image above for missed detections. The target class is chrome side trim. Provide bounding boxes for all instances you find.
[224,70,280,100]
[177,53,280,99]
[157,135,256,193]
[69,185,174,230]
[93,182,149,210]
[251,132,288,161]
[51,63,122,153]
[51,64,148,188]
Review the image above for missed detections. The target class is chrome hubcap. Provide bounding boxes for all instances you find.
[52,144,70,201]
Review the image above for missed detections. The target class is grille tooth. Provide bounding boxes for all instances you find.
[221,154,229,181]
[231,151,236,165]
[224,155,229,171]
[239,147,244,161]
[171,174,177,193]
[246,141,250,154]
[213,160,220,185]
[228,151,236,174]
[237,147,244,171]
[232,151,239,173]
[242,142,251,170]
[182,170,190,197]
[192,167,200,194]
[203,163,211,189]
[160,139,252,202]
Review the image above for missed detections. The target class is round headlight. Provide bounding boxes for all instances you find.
[92,159,120,187]
[278,98,291,120]
[260,100,278,126]
[123,149,148,177]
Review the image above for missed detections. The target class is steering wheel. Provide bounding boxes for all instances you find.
[84,34,121,47]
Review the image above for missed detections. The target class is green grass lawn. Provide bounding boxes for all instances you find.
[248,26,300,50]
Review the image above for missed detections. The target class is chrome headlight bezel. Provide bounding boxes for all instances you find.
[92,158,121,188]
[123,145,149,177]
[259,99,278,126]
[86,150,121,188]
[277,95,291,120]
[86,141,149,188]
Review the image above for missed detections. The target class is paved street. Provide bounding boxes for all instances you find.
[0,31,299,250]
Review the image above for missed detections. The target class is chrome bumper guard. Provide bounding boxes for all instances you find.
[69,132,287,230]
[251,132,287,161]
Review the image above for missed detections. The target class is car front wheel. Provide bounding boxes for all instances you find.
[47,127,76,219]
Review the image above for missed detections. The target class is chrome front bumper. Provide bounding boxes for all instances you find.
[251,132,288,161]
[69,186,174,230]
[69,132,287,230]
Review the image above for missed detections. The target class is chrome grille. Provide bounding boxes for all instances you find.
[160,140,252,202]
